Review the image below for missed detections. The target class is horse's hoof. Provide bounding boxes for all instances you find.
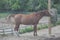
[14,34,20,37]
[17,34,20,37]
[13,33,20,37]
[34,34,37,36]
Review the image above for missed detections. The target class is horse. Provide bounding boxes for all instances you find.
[6,10,52,36]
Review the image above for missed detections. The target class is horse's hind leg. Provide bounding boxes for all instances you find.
[13,24,20,36]
[33,24,37,36]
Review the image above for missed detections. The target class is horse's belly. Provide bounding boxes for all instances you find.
[20,16,39,25]
[21,18,35,25]
[21,21,34,25]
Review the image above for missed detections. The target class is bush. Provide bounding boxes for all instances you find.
[25,27,33,32]
[19,24,48,34]
[56,21,60,25]
[19,29,26,34]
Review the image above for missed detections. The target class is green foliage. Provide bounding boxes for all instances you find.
[53,0,60,4]
[25,27,33,32]
[0,0,48,12]
[56,21,60,25]
[19,26,33,34]
[20,29,26,34]
[19,24,48,34]
[0,13,9,18]
[19,23,60,34]
[0,0,60,13]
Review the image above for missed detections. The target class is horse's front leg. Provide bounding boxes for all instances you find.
[13,24,20,36]
[33,24,37,36]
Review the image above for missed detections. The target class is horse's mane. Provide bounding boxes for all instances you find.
[35,10,48,15]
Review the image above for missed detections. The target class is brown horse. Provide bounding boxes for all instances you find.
[7,10,51,36]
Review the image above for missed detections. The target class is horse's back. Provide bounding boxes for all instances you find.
[14,13,39,25]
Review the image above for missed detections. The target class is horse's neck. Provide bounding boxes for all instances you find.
[36,11,44,17]
[34,12,44,21]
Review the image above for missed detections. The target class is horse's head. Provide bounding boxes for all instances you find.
[43,10,52,17]
[49,8,57,17]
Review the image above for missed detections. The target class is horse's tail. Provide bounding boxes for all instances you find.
[8,14,15,19]
[6,14,16,23]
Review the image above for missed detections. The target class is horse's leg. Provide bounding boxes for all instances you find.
[33,24,37,36]
[13,24,20,36]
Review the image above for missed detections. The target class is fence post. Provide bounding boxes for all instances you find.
[48,0,52,35]
[2,24,5,35]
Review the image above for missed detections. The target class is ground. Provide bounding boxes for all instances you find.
[0,25,60,40]
[0,17,60,40]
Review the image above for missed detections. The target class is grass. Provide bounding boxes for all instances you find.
[19,24,48,34]
[0,12,10,18]
[19,21,60,34]
[56,21,60,25]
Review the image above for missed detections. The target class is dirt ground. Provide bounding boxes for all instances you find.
[0,25,60,40]
[0,17,60,40]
